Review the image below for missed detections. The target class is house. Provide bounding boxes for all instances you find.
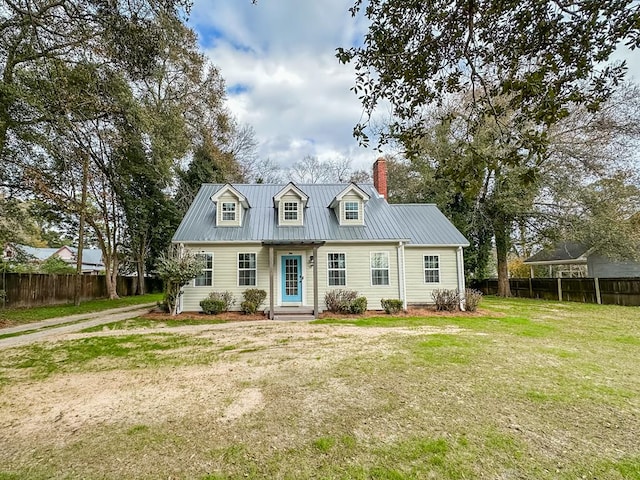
[172,159,469,318]
[524,242,640,278]
[2,243,105,274]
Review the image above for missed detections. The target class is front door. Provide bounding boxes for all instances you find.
[281,255,303,303]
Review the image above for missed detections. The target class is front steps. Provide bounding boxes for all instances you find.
[269,307,316,321]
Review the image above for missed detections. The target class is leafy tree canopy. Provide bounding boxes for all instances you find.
[338,0,640,150]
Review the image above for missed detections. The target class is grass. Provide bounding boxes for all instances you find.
[0,293,163,326]
[0,296,639,479]
[80,316,227,332]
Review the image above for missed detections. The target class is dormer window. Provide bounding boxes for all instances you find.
[222,202,237,221]
[344,202,359,220]
[284,202,299,221]
[329,183,370,226]
[274,183,308,227]
[210,184,250,227]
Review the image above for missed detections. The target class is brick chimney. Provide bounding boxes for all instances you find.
[373,157,388,199]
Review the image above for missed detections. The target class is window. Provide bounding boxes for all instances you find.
[195,253,213,286]
[370,252,389,286]
[345,201,359,220]
[284,202,298,221]
[222,202,236,221]
[327,253,346,286]
[424,255,440,283]
[238,253,257,286]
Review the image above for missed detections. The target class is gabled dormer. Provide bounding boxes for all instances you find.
[329,183,370,226]
[211,184,250,227]
[273,182,309,227]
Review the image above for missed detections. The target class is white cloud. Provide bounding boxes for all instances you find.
[189,0,379,173]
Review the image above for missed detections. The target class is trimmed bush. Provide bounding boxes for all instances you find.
[324,289,358,313]
[432,289,460,312]
[381,298,403,314]
[241,289,266,314]
[350,297,368,314]
[240,300,258,314]
[200,291,236,314]
[200,298,227,315]
[464,288,483,312]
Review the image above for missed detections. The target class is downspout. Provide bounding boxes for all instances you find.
[397,242,406,311]
[457,246,466,311]
[178,243,185,314]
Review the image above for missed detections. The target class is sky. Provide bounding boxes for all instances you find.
[188,1,640,174]
[188,0,376,173]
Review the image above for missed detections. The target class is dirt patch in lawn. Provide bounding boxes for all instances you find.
[0,321,463,446]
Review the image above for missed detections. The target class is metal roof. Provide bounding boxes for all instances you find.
[172,183,468,246]
[390,204,470,246]
[524,242,590,264]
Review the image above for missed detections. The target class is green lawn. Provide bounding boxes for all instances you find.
[0,293,163,326]
[0,296,638,479]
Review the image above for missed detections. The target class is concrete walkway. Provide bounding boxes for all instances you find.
[0,303,156,349]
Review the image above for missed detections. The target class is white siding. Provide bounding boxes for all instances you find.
[181,242,400,312]
[404,247,460,304]
[181,243,267,312]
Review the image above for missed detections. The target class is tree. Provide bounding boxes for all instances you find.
[385,84,640,293]
[155,247,204,316]
[0,0,191,179]
[338,0,640,151]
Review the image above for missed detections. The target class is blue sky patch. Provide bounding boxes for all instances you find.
[227,84,251,95]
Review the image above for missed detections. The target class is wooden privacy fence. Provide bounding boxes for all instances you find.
[473,277,640,306]
[0,273,163,308]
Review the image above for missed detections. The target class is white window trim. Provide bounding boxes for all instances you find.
[327,252,347,287]
[237,252,258,287]
[370,251,390,286]
[424,254,441,284]
[194,253,213,287]
[221,202,237,221]
[283,201,299,221]
[344,201,359,221]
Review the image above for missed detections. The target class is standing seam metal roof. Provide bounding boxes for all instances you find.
[172,183,469,246]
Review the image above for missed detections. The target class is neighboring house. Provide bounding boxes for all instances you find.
[172,159,469,318]
[2,244,105,274]
[524,242,640,278]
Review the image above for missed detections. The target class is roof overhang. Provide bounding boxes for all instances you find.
[261,240,326,247]
[273,182,309,207]
[329,183,370,208]
[523,258,588,266]
[210,184,250,208]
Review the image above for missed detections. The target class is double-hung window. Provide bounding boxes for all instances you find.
[284,202,298,221]
[222,202,236,221]
[344,201,359,220]
[327,253,346,286]
[238,253,257,286]
[195,253,213,286]
[370,252,389,286]
[424,255,440,283]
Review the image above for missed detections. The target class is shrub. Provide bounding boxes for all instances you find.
[432,289,460,312]
[324,289,358,313]
[241,289,266,314]
[380,298,403,314]
[464,288,483,312]
[350,297,368,314]
[241,300,257,314]
[200,291,236,315]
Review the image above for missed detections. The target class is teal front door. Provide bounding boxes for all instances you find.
[281,255,303,303]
